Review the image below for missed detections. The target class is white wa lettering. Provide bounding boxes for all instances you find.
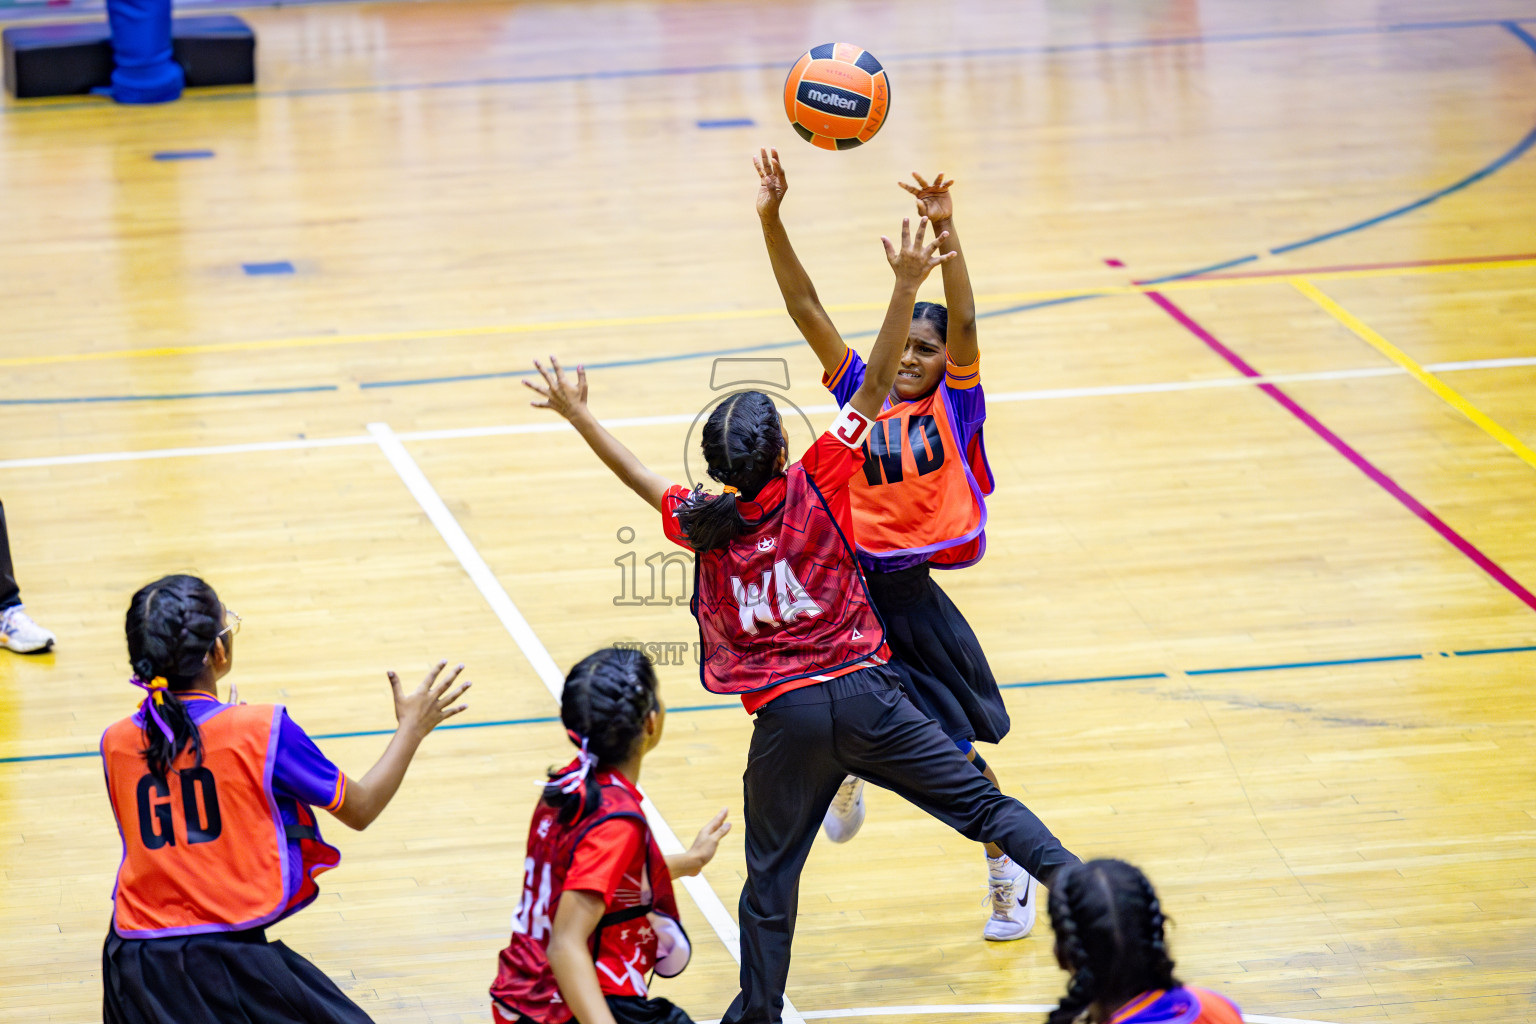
[729,560,824,633]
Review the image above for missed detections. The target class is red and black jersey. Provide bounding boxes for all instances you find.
[663,408,891,708]
[490,771,686,1024]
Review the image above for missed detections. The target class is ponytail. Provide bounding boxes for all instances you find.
[543,647,659,824]
[674,391,785,553]
[124,575,225,782]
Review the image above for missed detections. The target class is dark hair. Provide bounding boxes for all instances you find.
[542,647,660,824]
[912,300,949,340]
[1047,859,1180,1024]
[673,391,785,553]
[125,575,227,782]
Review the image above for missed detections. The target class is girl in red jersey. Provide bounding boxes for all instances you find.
[754,148,1037,941]
[490,647,730,1024]
[1047,860,1243,1024]
[525,216,1079,1024]
[100,574,470,1024]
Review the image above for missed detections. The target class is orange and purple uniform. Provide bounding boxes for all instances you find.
[1111,987,1243,1024]
[100,693,344,938]
[823,348,993,570]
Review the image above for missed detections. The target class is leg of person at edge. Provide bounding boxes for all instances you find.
[0,500,56,653]
[524,212,1081,1024]
[754,149,1034,940]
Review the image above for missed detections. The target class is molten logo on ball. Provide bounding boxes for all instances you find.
[784,42,889,151]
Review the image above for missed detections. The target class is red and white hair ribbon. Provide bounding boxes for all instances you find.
[548,731,597,793]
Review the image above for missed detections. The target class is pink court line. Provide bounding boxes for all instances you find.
[1143,288,1536,615]
[1175,251,1536,282]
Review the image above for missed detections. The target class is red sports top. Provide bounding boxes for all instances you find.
[100,701,341,938]
[663,408,890,712]
[1110,987,1243,1024]
[491,770,687,1024]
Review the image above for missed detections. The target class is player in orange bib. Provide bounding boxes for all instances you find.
[100,574,471,1024]
[1047,860,1243,1024]
[754,149,1036,941]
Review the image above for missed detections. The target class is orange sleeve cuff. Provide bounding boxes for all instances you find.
[822,346,854,388]
[945,354,981,390]
[326,774,348,813]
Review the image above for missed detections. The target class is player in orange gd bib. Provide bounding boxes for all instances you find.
[490,647,730,1024]
[754,148,1038,940]
[100,574,470,1024]
[524,215,1079,1024]
[1048,860,1243,1024]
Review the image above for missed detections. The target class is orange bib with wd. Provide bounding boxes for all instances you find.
[101,702,338,938]
[851,385,993,567]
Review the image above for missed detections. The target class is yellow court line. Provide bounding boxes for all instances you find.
[1291,277,1536,471]
[4,255,1536,370]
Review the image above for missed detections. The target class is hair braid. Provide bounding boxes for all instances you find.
[675,390,786,552]
[1134,868,1179,991]
[1047,866,1098,1024]
[544,648,660,824]
[125,575,225,782]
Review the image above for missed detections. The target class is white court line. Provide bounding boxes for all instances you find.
[700,1005,1350,1024]
[2,356,1530,472]
[367,422,781,1016]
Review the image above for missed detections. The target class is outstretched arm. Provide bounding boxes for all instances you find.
[332,661,471,831]
[755,147,848,378]
[902,172,977,366]
[851,217,956,421]
[524,358,673,512]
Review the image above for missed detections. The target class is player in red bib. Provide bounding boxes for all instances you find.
[100,574,471,1024]
[491,647,730,1024]
[1047,860,1242,1024]
[525,216,1079,1024]
[754,148,1038,941]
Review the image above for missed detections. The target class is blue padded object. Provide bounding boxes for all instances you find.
[106,0,183,104]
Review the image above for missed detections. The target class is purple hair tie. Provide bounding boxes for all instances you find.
[129,675,176,745]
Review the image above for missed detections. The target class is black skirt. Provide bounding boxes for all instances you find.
[103,927,375,1024]
[864,562,1010,746]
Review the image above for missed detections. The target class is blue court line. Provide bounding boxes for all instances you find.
[1001,671,1168,689]
[153,150,215,161]
[243,260,295,275]
[5,16,1535,113]
[1185,653,1425,676]
[697,118,755,129]
[1134,254,1260,286]
[7,642,1531,765]
[0,384,337,405]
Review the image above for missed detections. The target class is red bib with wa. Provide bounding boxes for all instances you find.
[491,775,687,1024]
[691,463,887,695]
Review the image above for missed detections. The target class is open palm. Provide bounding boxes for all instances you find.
[900,171,954,222]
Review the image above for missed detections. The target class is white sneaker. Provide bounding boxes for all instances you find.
[821,775,866,843]
[0,605,55,654]
[983,855,1038,941]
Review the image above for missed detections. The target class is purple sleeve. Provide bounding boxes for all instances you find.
[271,709,346,811]
[943,380,986,450]
[822,347,867,406]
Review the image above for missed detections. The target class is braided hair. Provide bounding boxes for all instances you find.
[543,647,660,824]
[673,391,786,553]
[911,300,949,340]
[124,575,227,783]
[1047,859,1180,1024]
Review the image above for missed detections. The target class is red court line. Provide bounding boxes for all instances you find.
[1143,288,1536,614]
[1181,252,1536,282]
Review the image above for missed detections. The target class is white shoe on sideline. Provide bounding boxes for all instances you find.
[0,605,55,654]
[984,855,1038,941]
[822,775,866,843]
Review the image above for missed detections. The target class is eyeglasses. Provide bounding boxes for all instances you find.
[217,609,242,640]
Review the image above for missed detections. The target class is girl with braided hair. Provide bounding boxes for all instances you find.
[491,647,730,1024]
[1047,860,1241,1024]
[527,215,1078,1024]
[99,574,471,1024]
[755,148,1039,941]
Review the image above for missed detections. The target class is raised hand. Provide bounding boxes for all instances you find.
[899,171,954,224]
[881,216,955,289]
[753,146,788,218]
[524,356,589,421]
[388,660,471,740]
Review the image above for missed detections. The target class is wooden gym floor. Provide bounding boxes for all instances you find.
[2,0,1534,1021]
